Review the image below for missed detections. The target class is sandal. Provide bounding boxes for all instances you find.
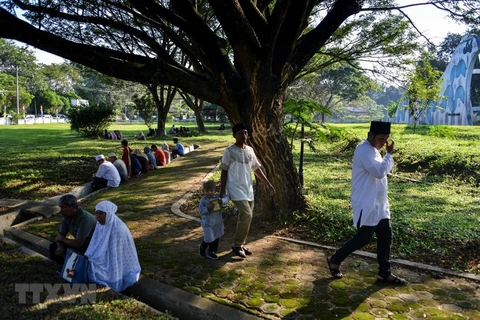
[327,256,343,278]
[242,246,252,256]
[376,274,406,285]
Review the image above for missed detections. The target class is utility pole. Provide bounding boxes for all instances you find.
[299,120,305,187]
[16,66,19,114]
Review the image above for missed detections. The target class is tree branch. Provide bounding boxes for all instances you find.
[0,7,231,106]
[238,0,268,43]
[208,0,262,65]
[292,0,363,81]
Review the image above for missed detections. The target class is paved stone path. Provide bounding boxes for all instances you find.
[137,208,480,319]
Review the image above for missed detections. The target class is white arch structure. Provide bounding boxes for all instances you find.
[393,34,480,126]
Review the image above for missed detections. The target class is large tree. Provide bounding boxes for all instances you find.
[0,0,476,219]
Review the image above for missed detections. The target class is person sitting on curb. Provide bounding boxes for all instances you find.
[143,146,158,170]
[115,130,123,140]
[151,144,166,166]
[161,143,171,164]
[130,153,142,178]
[121,139,132,177]
[107,152,128,183]
[49,194,96,264]
[132,148,149,173]
[92,154,121,191]
[171,138,185,159]
[85,200,141,292]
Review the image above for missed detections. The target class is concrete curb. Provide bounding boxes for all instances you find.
[0,200,59,235]
[171,192,200,223]
[170,162,220,222]
[0,235,50,261]
[1,186,106,236]
[125,277,261,320]
[4,227,52,258]
[43,182,107,206]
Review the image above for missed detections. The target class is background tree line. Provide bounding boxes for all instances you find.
[2,31,468,129]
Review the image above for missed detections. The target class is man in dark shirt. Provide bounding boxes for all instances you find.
[49,194,96,264]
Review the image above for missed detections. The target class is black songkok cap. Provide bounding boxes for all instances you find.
[232,123,248,134]
[370,121,391,134]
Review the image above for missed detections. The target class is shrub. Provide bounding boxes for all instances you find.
[68,104,114,137]
[336,135,362,155]
[427,125,456,139]
[10,113,21,125]
[323,124,350,142]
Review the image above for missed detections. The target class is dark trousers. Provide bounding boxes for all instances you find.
[91,177,108,191]
[49,242,88,265]
[200,238,219,253]
[171,149,183,159]
[331,218,392,277]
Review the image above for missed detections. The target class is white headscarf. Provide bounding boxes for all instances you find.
[84,200,141,292]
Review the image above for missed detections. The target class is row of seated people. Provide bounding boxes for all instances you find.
[104,130,123,140]
[138,128,190,140]
[169,125,190,135]
[91,139,185,191]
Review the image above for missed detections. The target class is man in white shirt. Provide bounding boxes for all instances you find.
[327,121,406,285]
[92,154,121,191]
[220,123,275,258]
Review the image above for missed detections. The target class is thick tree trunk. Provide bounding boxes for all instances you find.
[149,85,167,136]
[251,127,305,220]
[151,84,177,136]
[234,93,306,221]
[194,108,206,132]
[179,90,207,133]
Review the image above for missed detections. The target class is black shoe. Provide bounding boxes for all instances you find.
[207,252,218,260]
[232,246,246,258]
[199,244,206,257]
[242,246,252,255]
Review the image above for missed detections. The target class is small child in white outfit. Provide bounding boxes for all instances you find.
[198,180,228,260]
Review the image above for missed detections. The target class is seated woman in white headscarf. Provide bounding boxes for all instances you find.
[84,200,141,292]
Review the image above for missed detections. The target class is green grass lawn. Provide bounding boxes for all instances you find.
[0,122,229,199]
[1,121,479,274]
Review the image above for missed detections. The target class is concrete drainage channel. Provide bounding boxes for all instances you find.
[0,152,261,320]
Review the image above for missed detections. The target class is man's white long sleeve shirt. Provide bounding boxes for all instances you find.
[351,140,394,228]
